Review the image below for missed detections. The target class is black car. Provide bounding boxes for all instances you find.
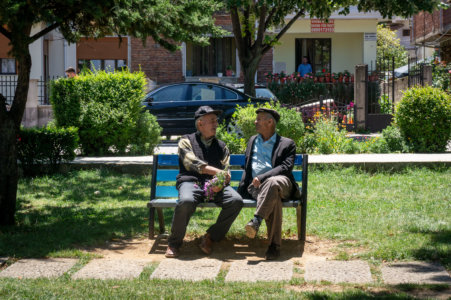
[143,82,271,136]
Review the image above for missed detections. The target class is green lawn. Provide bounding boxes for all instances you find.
[0,166,450,298]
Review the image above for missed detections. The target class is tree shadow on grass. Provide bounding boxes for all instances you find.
[408,228,451,271]
[0,204,150,258]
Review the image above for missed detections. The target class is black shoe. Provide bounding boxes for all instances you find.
[245,218,260,238]
[265,243,280,260]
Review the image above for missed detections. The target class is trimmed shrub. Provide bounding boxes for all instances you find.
[50,69,161,155]
[394,86,451,152]
[17,125,79,175]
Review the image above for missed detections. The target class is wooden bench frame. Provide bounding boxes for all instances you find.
[147,154,309,252]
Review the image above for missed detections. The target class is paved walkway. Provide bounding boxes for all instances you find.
[1,257,450,285]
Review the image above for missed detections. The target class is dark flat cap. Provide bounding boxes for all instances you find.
[194,106,223,120]
[256,107,280,122]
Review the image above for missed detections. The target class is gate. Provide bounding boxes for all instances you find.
[366,56,424,132]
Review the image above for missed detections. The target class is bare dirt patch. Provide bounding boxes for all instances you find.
[82,235,344,262]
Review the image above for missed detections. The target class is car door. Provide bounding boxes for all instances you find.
[145,84,190,135]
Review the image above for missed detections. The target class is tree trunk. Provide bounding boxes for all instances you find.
[0,42,32,226]
[241,56,262,97]
[0,113,18,225]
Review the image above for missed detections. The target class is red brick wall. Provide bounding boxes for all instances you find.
[413,10,441,41]
[257,48,273,83]
[130,37,183,84]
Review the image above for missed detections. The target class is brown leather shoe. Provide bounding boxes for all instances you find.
[199,233,213,255]
[165,246,180,258]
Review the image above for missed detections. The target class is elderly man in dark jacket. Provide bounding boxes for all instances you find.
[238,108,301,260]
[165,106,243,258]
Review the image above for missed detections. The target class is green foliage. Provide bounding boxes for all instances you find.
[17,125,79,175]
[303,112,357,154]
[377,24,408,68]
[51,69,161,155]
[430,61,451,92]
[217,102,305,153]
[394,86,451,152]
[216,123,246,154]
[378,94,392,114]
[128,113,162,155]
[381,125,410,153]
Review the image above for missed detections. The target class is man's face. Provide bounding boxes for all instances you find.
[198,113,218,138]
[255,112,272,135]
[66,71,76,78]
[302,57,308,64]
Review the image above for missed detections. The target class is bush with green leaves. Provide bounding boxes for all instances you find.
[303,112,357,154]
[17,125,79,175]
[51,70,161,155]
[217,101,305,153]
[128,112,162,155]
[394,86,451,152]
[381,125,410,153]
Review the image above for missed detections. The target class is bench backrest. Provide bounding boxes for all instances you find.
[150,154,308,201]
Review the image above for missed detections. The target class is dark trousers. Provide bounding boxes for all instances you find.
[168,182,243,248]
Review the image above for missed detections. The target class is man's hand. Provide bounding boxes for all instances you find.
[211,185,222,193]
[224,171,231,185]
[252,177,261,188]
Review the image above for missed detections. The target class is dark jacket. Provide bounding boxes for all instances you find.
[237,134,300,199]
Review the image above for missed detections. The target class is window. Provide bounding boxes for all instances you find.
[402,29,410,37]
[78,59,127,72]
[0,58,16,74]
[186,38,236,76]
[295,39,331,74]
[191,84,239,100]
[152,85,188,102]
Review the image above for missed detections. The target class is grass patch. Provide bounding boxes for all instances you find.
[1,166,449,270]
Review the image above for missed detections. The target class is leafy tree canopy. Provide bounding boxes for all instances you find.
[377,24,408,68]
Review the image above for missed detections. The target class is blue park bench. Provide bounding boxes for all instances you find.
[147,154,309,253]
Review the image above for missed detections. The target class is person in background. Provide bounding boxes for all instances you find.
[297,56,312,77]
[65,67,77,78]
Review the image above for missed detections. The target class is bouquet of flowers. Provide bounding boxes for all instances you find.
[195,170,229,202]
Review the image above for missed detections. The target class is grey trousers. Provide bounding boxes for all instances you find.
[168,182,243,248]
[248,175,292,247]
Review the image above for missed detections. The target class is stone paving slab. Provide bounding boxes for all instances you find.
[72,259,150,280]
[381,262,451,285]
[150,258,222,281]
[0,258,77,279]
[225,260,293,282]
[305,260,372,284]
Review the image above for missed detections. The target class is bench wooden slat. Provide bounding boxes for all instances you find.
[156,170,178,181]
[157,154,179,166]
[156,186,178,198]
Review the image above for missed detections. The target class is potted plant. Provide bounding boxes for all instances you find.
[226,65,234,77]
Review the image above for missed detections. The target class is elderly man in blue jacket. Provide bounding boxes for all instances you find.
[238,108,301,260]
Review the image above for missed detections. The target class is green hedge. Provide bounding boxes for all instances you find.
[395,86,451,153]
[17,126,79,175]
[50,70,161,155]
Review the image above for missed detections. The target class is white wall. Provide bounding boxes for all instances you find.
[29,24,44,80]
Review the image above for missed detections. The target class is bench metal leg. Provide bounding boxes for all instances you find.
[157,208,165,234]
[149,207,155,239]
[296,204,306,255]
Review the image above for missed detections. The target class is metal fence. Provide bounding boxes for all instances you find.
[0,75,18,105]
[0,76,60,106]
